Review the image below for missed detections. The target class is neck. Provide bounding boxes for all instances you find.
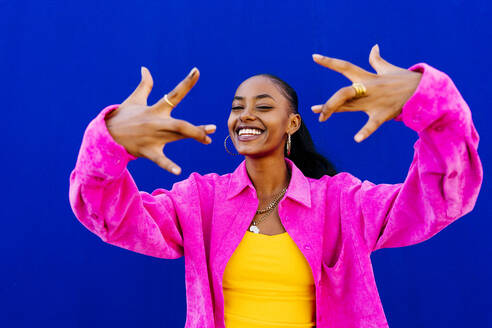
[245,155,290,200]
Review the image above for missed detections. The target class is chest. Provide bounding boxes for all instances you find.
[208,190,326,288]
[223,230,315,286]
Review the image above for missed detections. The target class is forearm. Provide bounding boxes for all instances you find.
[69,105,184,259]
[359,63,483,252]
[397,63,482,219]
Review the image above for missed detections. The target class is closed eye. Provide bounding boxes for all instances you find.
[231,105,273,111]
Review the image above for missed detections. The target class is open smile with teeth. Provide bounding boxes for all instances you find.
[238,128,263,136]
[236,127,265,141]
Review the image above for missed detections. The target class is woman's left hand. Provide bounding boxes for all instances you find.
[311,44,422,142]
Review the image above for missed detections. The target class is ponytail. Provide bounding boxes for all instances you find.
[258,74,337,179]
[287,120,337,179]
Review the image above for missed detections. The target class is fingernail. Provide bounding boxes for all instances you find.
[189,67,198,77]
[141,66,148,77]
[205,124,216,133]
[205,136,212,144]
[172,167,181,175]
[312,54,323,60]
[318,114,324,122]
[354,134,363,142]
[311,105,322,112]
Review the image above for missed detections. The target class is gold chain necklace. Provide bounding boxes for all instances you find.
[249,186,287,234]
[255,187,288,214]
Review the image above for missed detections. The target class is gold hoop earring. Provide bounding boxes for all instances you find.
[224,135,239,156]
[286,133,292,156]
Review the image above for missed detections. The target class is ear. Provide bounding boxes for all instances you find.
[287,113,302,134]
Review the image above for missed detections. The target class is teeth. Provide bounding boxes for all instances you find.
[238,128,263,136]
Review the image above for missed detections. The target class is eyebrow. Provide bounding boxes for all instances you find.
[233,94,276,101]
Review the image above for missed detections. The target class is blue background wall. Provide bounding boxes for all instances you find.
[1,0,490,327]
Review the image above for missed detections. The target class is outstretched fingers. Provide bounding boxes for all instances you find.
[312,86,357,122]
[144,148,182,175]
[368,44,403,75]
[153,67,200,112]
[354,114,384,142]
[125,66,154,105]
[151,121,216,174]
[157,119,216,144]
[312,54,375,82]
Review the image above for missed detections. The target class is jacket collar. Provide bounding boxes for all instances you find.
[226,158,311,208]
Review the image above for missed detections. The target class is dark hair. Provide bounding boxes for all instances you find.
[258,74,337,179]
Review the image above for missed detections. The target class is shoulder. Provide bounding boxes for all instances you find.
[306,172,373,208]
[307,171,363,191]
[170,170,233,193]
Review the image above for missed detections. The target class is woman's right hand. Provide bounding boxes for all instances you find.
[105,66,216,175]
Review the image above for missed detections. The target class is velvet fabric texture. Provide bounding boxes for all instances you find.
[69,63,483,328]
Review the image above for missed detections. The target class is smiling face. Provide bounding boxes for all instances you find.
[227,75,301,158]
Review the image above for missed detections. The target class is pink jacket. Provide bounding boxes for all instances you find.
[69,63,483,328]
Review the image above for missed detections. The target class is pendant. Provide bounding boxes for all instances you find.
[249,225,260,234]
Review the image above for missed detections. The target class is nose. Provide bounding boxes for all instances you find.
[239,104,255,121]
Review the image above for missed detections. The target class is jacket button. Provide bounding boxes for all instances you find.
[304,244,311,250]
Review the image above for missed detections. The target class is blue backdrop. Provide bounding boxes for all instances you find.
[1,0,490,327]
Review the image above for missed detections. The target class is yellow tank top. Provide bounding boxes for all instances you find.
[222,230,316,327]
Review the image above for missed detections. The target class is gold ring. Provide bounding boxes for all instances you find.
[352,82,367,98]
[164,94,176,108]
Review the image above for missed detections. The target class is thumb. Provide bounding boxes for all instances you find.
[127,66,154,105]
[145,148,182,175]
[354,114,384,143]
[369,44,402,75]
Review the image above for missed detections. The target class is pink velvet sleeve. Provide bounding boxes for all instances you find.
[68,104,186,259]
[347,63,483,253]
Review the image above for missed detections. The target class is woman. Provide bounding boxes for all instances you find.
[69,45,483,328]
